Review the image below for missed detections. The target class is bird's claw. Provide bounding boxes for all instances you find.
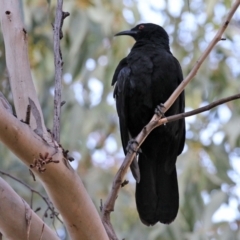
[126,139,142,154]
[155,103,166,117]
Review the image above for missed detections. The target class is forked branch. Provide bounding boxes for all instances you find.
[101,1,240,239]
[162,0,240,113]
[161,93,240,125]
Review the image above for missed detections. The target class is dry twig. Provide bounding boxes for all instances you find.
[0,170,62,224]
[25,104,31,125]
[162,1,240,113]
[161,93,240,125]
[52,0,70,143]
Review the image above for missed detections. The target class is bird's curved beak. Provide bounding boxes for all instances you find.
[115,30,138,37]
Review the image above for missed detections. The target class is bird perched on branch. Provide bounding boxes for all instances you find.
[112,23,185,226]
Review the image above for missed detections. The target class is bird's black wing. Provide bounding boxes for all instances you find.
[112,57,129,153]
[162,56,185,174]
[112,58,128,86]
[112,57,140,181]
[173,56,186,156]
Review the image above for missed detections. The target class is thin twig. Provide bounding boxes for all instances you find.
[162,0,240,113]
[161,93,240,125]
[121,180,129,188]
[29,168,36,181]
[100,199,103,212]
[52,0,69,143]
[101,1,240,237]
[0,170,63,224]
[52,218,62,239]
[25,104,31,125]
[53,0,63,143]
[30,191,34,209]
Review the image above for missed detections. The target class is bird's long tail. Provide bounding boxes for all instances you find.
[135,152,179,226]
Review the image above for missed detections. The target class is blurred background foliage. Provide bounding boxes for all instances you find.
[0,0,240,239]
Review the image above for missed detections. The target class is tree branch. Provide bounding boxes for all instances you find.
[0,170,63,224]
[0,177,58,240]
[162,0,240,113]
[0,102,108,240]
[0,1,108,239]
[53,0,69,143]
[161,93,240,125]
[0,0,48,139]
[101,0,240,237]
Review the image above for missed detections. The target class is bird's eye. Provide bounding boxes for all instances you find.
[138,25,144,30]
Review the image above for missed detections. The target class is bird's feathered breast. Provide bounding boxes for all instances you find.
[126,44,181,109]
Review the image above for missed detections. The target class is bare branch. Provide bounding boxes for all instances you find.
[161,93,240,125]
[0,170,62,224]
[162,0,240,113]
[0,104,108,239]
[0,177,58,240]
[102,218,119,240]
[101,0,240,234]
[0,0,48,138]
[29,168,36,181]
[53,0,70,143]
[0,1,107,239]
[25,105,31,125]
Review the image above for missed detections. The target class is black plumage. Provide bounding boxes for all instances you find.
[112,23,185,226]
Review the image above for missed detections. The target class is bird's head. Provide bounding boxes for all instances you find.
[115,23,169,46]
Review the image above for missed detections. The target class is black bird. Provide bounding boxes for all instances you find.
[112,23,185,226]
